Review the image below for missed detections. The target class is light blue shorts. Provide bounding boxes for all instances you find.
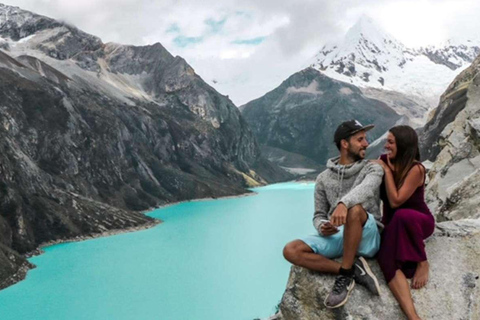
[300,213,380,259]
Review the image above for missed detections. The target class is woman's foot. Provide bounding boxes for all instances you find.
[411,261,429,289]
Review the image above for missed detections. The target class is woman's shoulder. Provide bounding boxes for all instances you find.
[409,161,426,185]
[411,161,426,173]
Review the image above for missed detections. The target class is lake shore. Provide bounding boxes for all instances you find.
[1,189,260,292]
[1,219,161,291]
[145,190,258,212]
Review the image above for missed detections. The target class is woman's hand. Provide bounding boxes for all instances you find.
[371,159,390,172]
[384,154,395,171]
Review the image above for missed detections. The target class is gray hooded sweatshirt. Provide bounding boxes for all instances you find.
[313,156,384,235]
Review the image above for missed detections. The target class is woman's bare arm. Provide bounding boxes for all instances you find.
[373,160,424,208]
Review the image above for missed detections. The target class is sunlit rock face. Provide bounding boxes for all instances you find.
[419,53,480,220]
[0,4,291,288]
[241,67,401,170]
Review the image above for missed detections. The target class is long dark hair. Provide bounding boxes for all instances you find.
[389,125,420,188]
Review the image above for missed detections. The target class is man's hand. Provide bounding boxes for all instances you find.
[321,222,339,236]
[330,202,348,227]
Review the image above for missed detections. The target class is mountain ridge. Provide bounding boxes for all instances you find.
[241,67,401,168]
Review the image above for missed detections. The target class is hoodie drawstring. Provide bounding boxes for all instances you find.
[337,165,345,194]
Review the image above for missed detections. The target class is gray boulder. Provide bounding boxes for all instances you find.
[277,220,480,320]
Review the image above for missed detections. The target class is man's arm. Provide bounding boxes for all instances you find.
[312,179,331,235]
[337,162,384,209]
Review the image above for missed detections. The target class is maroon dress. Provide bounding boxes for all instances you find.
[377,154,435,283]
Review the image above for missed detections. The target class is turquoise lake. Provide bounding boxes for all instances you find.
[0,182,315,320]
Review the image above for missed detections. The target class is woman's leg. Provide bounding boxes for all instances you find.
[388,269,421,320]
[412,260,429,289]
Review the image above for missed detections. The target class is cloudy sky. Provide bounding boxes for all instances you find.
[3,0,480,105]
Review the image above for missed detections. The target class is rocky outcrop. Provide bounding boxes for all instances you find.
[277,220,480,320]
[241,68,401,169]
[420,53,480,219]
[0,4,291,289]
[0,244,33,290]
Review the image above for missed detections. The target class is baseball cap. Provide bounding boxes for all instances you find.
[334,120,374,145]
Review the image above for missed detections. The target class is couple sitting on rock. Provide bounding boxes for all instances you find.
[283,120,435,320]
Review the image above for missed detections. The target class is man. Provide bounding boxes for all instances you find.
[283,120,384,309]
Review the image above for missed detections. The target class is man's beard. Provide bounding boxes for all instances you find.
[347,147,366,161]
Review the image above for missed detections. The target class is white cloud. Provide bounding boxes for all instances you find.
[3,0,480,105]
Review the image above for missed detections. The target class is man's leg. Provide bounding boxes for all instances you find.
[341,204,368,270]
[324,205,370,308]
[283,240,341,274]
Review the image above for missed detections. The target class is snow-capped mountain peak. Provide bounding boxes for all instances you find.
[343,15,402,51]
[310,15,480,116]
[314,15,406,85]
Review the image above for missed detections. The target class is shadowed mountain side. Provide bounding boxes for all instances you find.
[241,68,401,166]
[0,4,291,290]
[0,49,290,252]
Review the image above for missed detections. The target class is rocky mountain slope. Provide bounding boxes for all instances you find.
[241,68,401,168]
[419,51,480,220]
[0,4,290,289]
[310,15,480,124]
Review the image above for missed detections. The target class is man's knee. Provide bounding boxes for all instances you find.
[347,204,367,224]
[283,240,311,263]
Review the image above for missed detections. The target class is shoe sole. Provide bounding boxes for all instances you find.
[324,280,355,309]
[358,256,381,296]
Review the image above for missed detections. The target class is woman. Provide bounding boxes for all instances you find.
[373,125,435,320]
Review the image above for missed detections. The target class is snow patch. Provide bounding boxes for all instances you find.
[286,80,323,95]
[17,34,36,43]
[280,167,317,175]
[339,87,353,95]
